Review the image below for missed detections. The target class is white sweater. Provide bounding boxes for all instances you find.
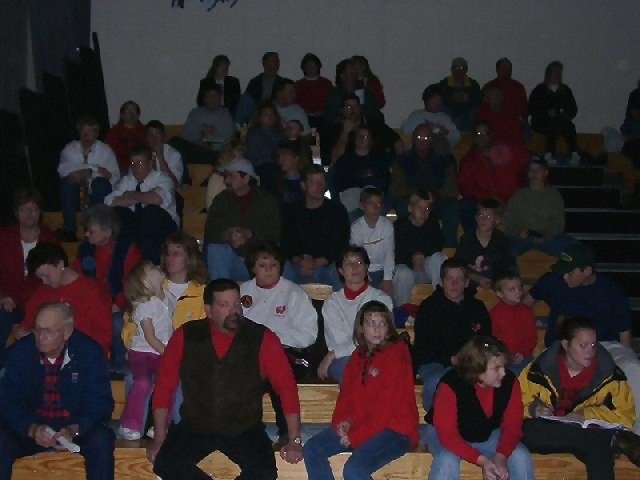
[322,286,393,358]
[350,216,395,281]
[240,277,318,349]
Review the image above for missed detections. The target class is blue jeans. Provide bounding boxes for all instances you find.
[304,427,410,480]
[392,252,448,306]
[327,355,351,385]
[206,243,250,281]
[110,311,126,371]
[282,261,342,292]
[0,308,21,369]
[418,363,450,413]
[510,234,576,257]
[60,176,112,235]
[0,422,114,480]
[425,426,534,480]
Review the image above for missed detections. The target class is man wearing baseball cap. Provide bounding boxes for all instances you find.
[524,242,640,433]
[204,158,281,281]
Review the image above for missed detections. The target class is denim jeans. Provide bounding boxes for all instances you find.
[392,252,448,306]
[206,243,250,281]
[425,426,534,480]
[282,261,342,292]
[60,176,112,235]
[110,311,126,371]
[418,363,450,413]
[304,427,410,480]
[327,355,351,385]
[510,233,576,258]
[0,309,21,369]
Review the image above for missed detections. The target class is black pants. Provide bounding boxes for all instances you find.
[115,205,178,265]
[154,422,277,480]
[536,116,577,153]
[523,418,616,480]
[0,423,114,480]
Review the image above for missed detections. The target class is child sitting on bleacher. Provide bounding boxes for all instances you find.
[455,197,515,290]
[304,300,418,480]
[118,261,174,441]
[425,336,534,480]
[350,187,395,297]
[490,270,537,374]
[392,190,447,307]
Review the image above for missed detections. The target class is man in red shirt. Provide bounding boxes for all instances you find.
[149,279,303,479]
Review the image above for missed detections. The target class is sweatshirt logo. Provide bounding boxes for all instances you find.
[368,367,380,378]
[275,305,287,316]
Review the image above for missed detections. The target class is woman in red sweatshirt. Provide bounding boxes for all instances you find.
[304,300,418,480]
[425,336,533,480]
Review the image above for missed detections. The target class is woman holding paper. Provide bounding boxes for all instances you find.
[519,316,640,479]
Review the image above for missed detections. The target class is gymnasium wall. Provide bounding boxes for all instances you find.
[92,0,640,132]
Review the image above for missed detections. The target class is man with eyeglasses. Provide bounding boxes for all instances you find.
[438,57,482,132]
[105,144,179,264]
[0,302,114,480]
[149,278,303,479]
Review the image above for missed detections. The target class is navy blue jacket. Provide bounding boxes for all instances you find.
[0,330,113,438]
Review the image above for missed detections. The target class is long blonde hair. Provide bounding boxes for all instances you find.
[124,261,158,311]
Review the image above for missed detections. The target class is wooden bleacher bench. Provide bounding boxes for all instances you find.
[12,447,638,479]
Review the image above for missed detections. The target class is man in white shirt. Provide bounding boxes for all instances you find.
[274,79,311,136]
[105,145,178,264]
[400,84,461,148]
[57,116,119,242]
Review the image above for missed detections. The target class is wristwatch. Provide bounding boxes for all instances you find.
[291,437,302,445]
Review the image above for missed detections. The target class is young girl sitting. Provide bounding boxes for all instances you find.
[425,336,533,480]
[304,300,418,480]
[118,261,174,440]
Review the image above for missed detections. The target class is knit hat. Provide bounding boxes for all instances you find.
[218,158,257,179]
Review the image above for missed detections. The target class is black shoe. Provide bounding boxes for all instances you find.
[55,229,78,242]
[612,430,640,466]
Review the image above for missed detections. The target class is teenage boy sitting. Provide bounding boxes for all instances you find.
[392,190,447,307]
[350,187,394,297]
[455,197,515,289]
[413,258,491,411]
[490,270,537,374]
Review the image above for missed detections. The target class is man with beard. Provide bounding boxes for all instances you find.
[148,278,303,480]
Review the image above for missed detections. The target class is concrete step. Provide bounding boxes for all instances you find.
[565,208,640,235]
[549,165,605,186]
[557,186,621,209]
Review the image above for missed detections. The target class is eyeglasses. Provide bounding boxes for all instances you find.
[130,159,147,166]
[475,131,490,136]
[34,327,65,339]
[343,260,364,267]
[477,214,494,219]
[416,135,433,141]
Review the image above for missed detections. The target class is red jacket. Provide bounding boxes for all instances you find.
[0,224,57,308]
[476,107,524,145]
[490,301,537,358]
[332,341,419,449]
[457,143,529,205]
[483,78,528,120]
[22,275,113,356]
[105,122,146,172]
[295,77,333,116]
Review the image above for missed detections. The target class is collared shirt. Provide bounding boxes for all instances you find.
[58,140,120,185]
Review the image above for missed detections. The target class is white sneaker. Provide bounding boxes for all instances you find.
[544,152,557,165]
[570,152,581,165]
[146,427,155,439]
[118,426,141,441]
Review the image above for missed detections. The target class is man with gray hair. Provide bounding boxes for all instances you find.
[0,302,114,479]
[73,204,142,372]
